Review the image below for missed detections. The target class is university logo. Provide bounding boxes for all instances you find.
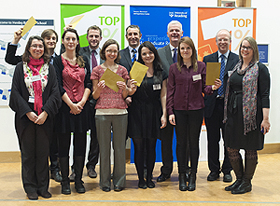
[169,12,174,18]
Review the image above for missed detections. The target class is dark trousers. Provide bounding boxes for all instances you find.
[86,115,99,170]
[205,98,231,174]
[49,132,60,172]
[160,119,174,176]
[174,109,203,174]
[20,123,50,194]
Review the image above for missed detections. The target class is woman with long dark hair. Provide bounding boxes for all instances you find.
[128,41,167,189]
[9,36,61,200]
[53,28,92,195]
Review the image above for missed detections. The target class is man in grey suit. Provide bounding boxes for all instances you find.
[157,20,184,182]
[70,25,104,180]
[203,29,239,183]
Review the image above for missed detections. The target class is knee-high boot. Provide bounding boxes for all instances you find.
[225,158,243,191]
[74,156,86,193]
[60,157,71,195]
[232,158,257,194]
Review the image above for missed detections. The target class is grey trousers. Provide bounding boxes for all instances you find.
[95,114,127,188]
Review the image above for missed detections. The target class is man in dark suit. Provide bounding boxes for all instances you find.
[157,20,184,182]
[119,25,142,73]
[70,25,104,180]
[5,28,63,183]
[119,25,142,106]
[203,29,239,182]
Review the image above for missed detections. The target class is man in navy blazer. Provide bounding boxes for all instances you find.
[157,20,184,182]
[203,29,239,182]
[70,25,104,180]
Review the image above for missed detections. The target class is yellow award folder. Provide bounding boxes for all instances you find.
[70,15,84,28]
[21,16,37,37]
[206,62,221,85]
[100,68,125,93]
[129,61,149,87]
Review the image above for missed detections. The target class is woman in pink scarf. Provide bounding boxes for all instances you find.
[9,36,61,200]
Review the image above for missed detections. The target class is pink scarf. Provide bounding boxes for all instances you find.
[27,57,44,115]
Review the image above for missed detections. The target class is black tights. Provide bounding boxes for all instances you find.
[227,147,258,161]
[132,138,157,182]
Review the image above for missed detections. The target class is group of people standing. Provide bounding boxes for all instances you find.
[6,19,270,200]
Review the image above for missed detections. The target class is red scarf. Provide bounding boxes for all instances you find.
[27,57,44,115]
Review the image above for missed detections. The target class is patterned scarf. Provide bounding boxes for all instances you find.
[27,57,44,115]
[223,60,259,135]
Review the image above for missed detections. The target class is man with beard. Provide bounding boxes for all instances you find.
[157,20,185,182]
[69,25,104,180]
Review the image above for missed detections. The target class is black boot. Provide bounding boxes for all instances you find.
[179,173,187,191]
[186,168,191,182]
[188,173,196,191]
[74,156,86,193]
[225,158,243,191]
[60,157,71,195]
[232,158,257,194]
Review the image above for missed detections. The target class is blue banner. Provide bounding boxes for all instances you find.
[130,6,191,163]
[258,44,268,64]
[130,6,191,49]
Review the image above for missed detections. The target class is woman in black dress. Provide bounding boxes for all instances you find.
[128,41,167,189]
[9,36,61,200]
[53,28,92,194]
[224,36,270,194]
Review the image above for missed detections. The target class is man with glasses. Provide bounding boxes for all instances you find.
[203,29,239,183]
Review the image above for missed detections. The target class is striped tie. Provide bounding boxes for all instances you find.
[217,54,225,96]
[132,48,137,63]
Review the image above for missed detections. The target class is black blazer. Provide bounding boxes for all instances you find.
[203,51,239,118]
[119,47,133,72]
[158,44,173,76]
[5,43,22,65]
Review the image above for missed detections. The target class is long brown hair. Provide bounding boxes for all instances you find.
[177,37,198,72]
[22,36,49,63]
[62,28,85,68]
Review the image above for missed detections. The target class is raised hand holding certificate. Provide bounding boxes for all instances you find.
[100,68,124,92]
[206,62,221,85]
[129,61,149,87]
[21,16,37,38]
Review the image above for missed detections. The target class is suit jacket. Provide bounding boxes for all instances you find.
[79,46,104,71]
[158,44,173,76]
[5,43,22,65]
[119,47,133,72]
[203,51,239,118]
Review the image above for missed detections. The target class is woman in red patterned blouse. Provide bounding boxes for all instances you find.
[53,28,93,195]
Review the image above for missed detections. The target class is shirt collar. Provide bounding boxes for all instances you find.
[89,46,100,54]
[129,46,139,53]
[169,44,177,51]
[218,50,230,59]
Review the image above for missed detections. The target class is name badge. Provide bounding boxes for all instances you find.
[228,71,233,77]
[192,74,201,81]
[31,75,41,82]
[28,96,34,103]
[153,84,161,90]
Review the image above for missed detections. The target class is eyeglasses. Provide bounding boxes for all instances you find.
[241,46,252,51]
[31,44,44,49]
[106,50,118,54]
